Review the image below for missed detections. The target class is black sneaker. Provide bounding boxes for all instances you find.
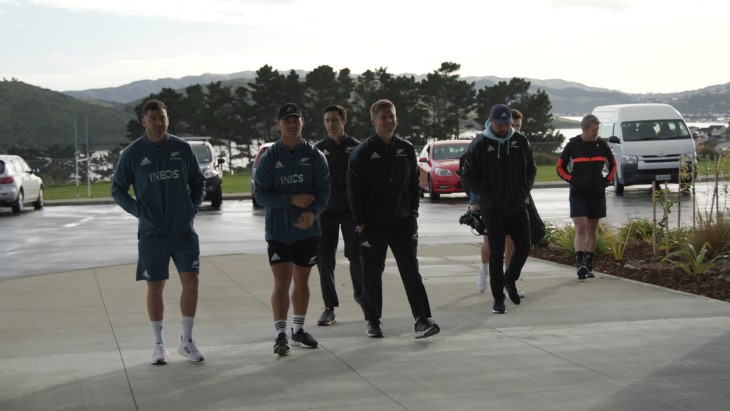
[366,321,383,338]
[291,328,318,348]
[317,308,336,326]
[577,265,588,281]
[273,333,290,356]
[503,281,521,305]
[492,300,506,314]
[414,319,440,339]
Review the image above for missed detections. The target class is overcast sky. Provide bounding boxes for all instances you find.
[1,0,727,94]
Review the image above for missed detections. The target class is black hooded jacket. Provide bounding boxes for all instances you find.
[461,131,537,213]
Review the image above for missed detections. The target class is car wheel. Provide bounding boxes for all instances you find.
[211,186,223,209]
[614,178,624,196]
[428,175,440,200]
[33,187,44,210]
[12,189,24,214]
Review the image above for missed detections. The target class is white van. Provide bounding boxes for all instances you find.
[591,103,695,195]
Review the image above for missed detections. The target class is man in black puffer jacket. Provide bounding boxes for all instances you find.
[557,114,616,280]
[462,104,537,314]
[347,99,440,340]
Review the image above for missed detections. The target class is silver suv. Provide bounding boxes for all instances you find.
[0,154,44,214]
[183,137,225,209]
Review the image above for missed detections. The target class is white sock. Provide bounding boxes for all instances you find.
[481,263,489,274]
[292,315,305,334]
[274,320,287,338]
[182,316,195,342]
[151,320,164,345]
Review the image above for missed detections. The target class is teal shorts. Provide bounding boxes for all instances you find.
[136,233,200,281]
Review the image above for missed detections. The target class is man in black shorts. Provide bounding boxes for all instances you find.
[557,114,617,280]
[253,103,331,355]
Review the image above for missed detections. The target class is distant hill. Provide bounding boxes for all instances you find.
[61,70,730,118]
[0,80,133,150]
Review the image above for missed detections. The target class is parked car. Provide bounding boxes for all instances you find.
[251,142,274,207]
[183,137,226,208]
[417,140,471,200]
[0,154,44,214]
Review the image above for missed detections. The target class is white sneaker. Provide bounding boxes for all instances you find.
[178,337,205,362]
[150,344,169,365]
[476,265,488,293]
[518,290,526,298]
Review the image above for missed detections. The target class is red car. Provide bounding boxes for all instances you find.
[417,140,471,200]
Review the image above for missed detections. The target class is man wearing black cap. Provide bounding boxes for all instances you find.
[462,104,536,314]
[253,103,332,355]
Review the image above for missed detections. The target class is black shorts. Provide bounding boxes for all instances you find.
[267,237,319,267]
[569,196,607,219]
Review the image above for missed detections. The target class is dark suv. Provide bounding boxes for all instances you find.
[183,137,225,208]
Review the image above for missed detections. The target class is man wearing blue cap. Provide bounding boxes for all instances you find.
[462,104,536,314]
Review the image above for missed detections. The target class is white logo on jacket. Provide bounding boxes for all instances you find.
[141,157,151,166]
[370,152,380,159]
[275,161,284,169]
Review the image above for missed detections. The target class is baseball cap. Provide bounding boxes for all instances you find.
[490,104,512,125]
[277,103,303,120]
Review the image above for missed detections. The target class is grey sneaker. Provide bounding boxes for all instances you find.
[317,308,336,326]
[177,337,204,362]
[366,321,383,338]
[150,344,169,365]
[414,319,440,339]
[273,333,291,356]
[291,328,318,348]
[517,290,526,298]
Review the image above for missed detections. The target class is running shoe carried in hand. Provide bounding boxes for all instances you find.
[291,328,318,348]
[177,337,205,362]
[150,344,169,365]
[414,318,440,339]
[317,308,336,326]
[274,333,291,356]
[476,265,488,294]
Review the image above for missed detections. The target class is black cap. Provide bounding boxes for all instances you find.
[277,103,303,120]
[490,104,512,125]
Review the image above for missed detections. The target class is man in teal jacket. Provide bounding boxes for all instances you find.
[112,99,206,365]
[254,103,331,355]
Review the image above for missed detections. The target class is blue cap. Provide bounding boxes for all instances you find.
[490,104,512,125]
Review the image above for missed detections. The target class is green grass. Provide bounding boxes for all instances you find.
[47,168,567,201]
[45,172,253,201]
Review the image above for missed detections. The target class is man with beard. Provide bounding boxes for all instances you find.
[462,104,536,314]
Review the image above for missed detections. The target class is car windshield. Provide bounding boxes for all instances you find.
[621,120,691,142]
[0,161,5,174]
[433,144,468,160]
[191,145,212,163]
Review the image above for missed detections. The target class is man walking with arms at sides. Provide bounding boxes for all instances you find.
[314,105,363,326]
[112,99,206,364]
[254,103,331,355]
[557,114,616,280]
[347,99,440,339]
[462,104,536,314]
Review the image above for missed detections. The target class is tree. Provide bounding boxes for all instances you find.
[126,88,184,140]
[303,65,354,140]
[419,62,475,140]
[474,78,531,126]
[249,65,287,143]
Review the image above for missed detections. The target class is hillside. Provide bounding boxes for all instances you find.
[0,80,133,150]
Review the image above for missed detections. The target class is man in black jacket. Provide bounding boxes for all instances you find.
[462,104,537,314]
[347,99,440,339]
[557,114,616,280]
[314,105,363,326]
